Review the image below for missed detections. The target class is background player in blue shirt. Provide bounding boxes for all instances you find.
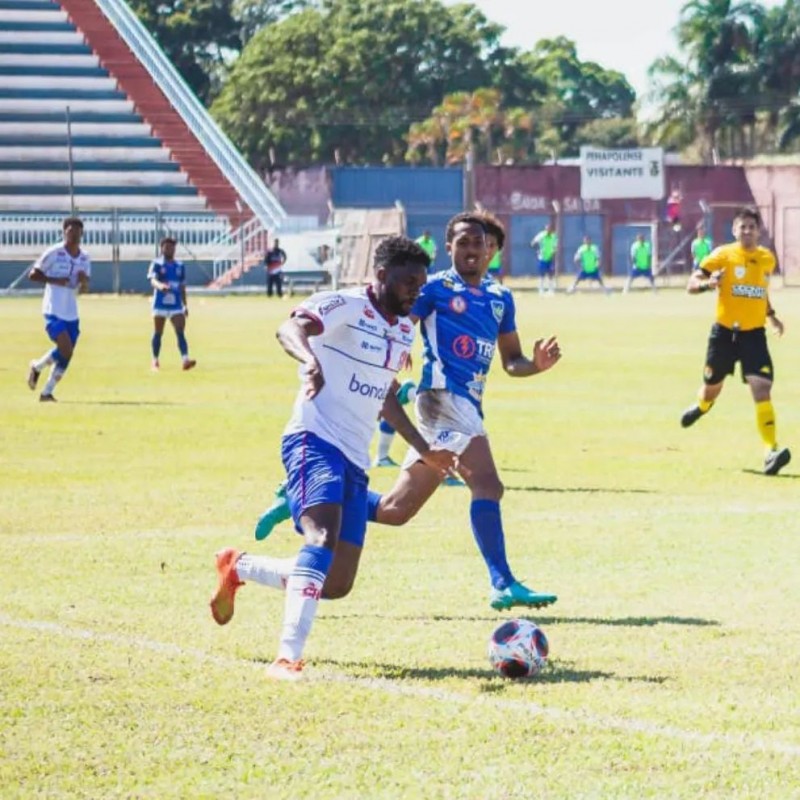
[147,237,196,371]
[368,212,562,611]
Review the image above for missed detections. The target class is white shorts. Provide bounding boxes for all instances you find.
[401,389,486,469]
[152,307,186,318]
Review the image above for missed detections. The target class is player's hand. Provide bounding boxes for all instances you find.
[50,277,69,286]
[708,269,724,288]
[770,315,784,337]
[532,335,561,373]
[419,448,458,480]
[301,358,324,399]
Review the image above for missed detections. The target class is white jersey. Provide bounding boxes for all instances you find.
[283,286,415,470]
[35,243,91,321]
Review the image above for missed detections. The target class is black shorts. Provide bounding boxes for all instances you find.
[703,323,773,384]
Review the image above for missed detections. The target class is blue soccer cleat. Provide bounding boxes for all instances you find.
[254,481,291,541]
[489,581,557,611]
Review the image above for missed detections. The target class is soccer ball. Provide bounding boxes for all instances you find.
[488,619,549,679]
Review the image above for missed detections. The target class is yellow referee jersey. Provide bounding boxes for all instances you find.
[700,243,776,331]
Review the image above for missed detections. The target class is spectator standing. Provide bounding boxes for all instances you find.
[265,238,287,298]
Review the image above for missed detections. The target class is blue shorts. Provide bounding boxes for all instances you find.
[538,259,554,276]
[629,268,653,279]
[280,431,369,547]
[577,270,602,281]
[44,315,80,345]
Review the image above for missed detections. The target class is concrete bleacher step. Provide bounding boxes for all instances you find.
[0,121,150,136]
[0,159,179,170]
[0,64,106,76]
[0,194,209,211]
[0,170,188,185]
[0,53,97,66]
[0,99,134,113]
[0,145,172,160]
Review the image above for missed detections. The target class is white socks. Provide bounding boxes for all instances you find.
[235,553,296,591]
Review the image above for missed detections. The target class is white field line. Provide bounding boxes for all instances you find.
[2,614,800,758]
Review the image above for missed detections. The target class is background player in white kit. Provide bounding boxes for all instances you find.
[209,237,456,681]
[26,217,91,402]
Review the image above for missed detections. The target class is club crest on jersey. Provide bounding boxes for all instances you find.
[734,265,746,280]
[362,305,375,319]
[450,296,467,313]
[400,322,411,333]
[318,295,346,315]
[467,371,487,400]
[490,300,505,322]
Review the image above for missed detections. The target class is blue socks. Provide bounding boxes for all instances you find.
[378,419,395,435]
[470,499,514,590]
[151,332,162,358]
[176,330,188,357]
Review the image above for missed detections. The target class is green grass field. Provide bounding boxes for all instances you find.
[2,285,800,799]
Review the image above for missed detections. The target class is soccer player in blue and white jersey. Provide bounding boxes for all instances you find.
[147,237,196,371]
[26,217,91,402]
[209,236,455,681]
[369,212,562,611]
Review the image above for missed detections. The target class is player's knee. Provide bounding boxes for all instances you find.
[54,350,71,370]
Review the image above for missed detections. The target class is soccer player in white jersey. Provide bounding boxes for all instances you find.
[368,213,562,611]
[147,236,196,371]
[26,217,91,401]
[209,236,456,681]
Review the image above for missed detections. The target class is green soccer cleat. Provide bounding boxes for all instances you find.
[396,380,416,406]
[490,581,558,611]
[442,475,465,487]
[254,481,291,541]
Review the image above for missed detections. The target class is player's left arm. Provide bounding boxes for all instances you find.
[76,261,90,293]
[766,293,784,336]
[498,331,561,377]
[181,282,189,316]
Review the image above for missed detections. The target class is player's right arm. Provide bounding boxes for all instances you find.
[29,252,68,286]
[276,315,324,398]
[147,262,169,292]
[687,247,724,294]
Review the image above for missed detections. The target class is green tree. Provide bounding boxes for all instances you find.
[129,0,240,103]
[232,0,312,45]
[212,0,505,166]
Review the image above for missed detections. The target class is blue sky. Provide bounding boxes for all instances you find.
[447,0,783,101]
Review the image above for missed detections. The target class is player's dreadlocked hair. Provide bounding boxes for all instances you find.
[374,235,431,272]
[478,211,506,250]
[445,212,487,243]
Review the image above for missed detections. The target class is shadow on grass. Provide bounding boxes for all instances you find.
[323,613,719,628]
[505,484,655,494]
[59,400,184,406]
[276,657,669,686]
[741,468,799,479]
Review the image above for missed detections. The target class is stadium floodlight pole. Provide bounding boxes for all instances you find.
[65,106,76,216]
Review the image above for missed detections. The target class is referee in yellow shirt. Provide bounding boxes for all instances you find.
[680,206,790,475]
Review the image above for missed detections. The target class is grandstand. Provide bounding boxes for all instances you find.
[0,0,286,291]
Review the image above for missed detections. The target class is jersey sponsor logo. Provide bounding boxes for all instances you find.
[760,365,772,375]
[734,265,746,279]
[399,322,412,334]
[490,300,505,322]
[452,334,476,359]
[363,306,375,319]
[731,284,766,299]
[349,373,389,400]
[450,296,467,313]
[318,295,346,315]
[360,340,384,354]
[357,318,378,332]
[475,337,496,363]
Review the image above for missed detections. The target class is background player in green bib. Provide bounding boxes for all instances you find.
[691,224,713,270]
[623,233,656,293]
[531,222,558,294]
[415,231,437,271]
[567,235,611,294]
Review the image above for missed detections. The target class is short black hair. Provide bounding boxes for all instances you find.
[733,206,762,227]
[374,235,430,271]
[62,216,83,231]
[478,211,505,250]
[160,236,177,246]
[445,212,487,243]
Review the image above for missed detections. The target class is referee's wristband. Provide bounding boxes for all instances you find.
[697,280,710,293]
